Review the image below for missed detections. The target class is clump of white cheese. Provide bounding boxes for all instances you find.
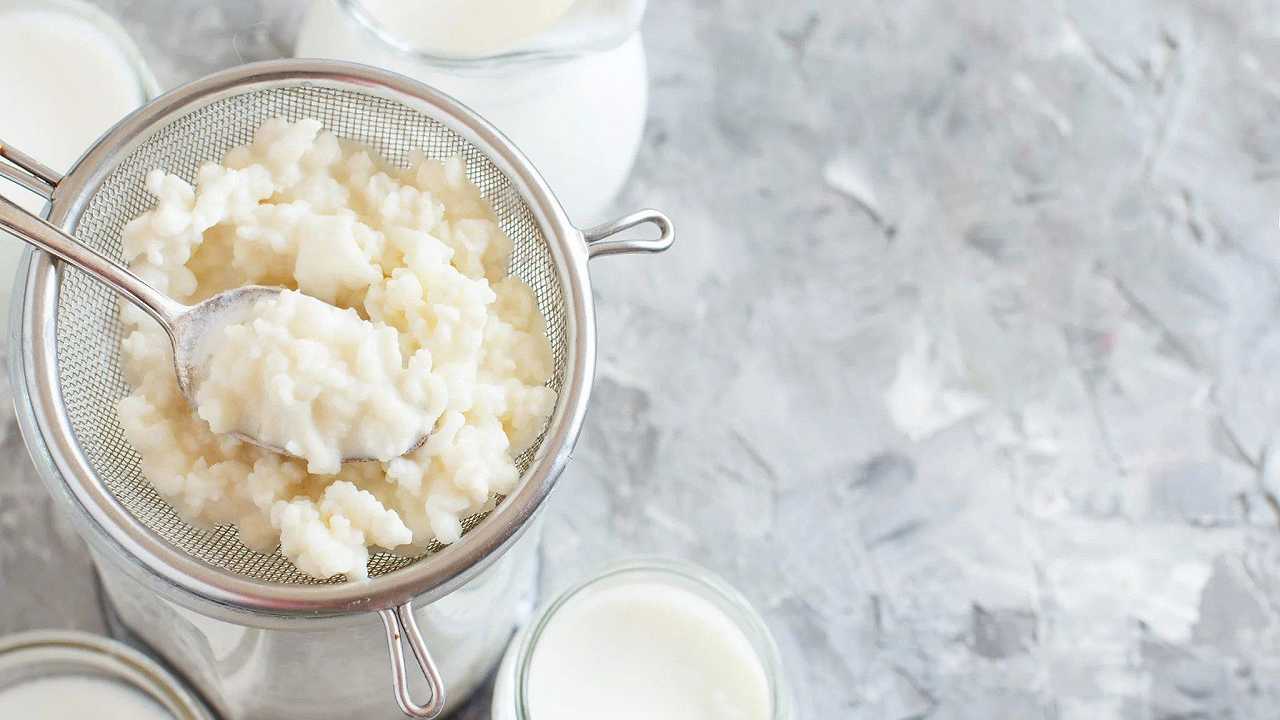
[194,289,446,475]
[117,118,556,580]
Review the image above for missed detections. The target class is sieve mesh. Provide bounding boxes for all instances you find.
[54,85,568,585]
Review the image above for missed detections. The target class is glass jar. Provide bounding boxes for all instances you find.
[92,522,544,718]
[294,0,648,225]
[491,558,793,720]
[0,0,158,323]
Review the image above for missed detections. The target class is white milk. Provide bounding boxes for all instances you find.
[353,0,577,57]
[493,571,780,720]
[295,0,647,224]
[0,2,150,316]
[0,675,174,719]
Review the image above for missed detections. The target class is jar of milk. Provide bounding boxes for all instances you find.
[295,0,649,225]
[491,559,794,720]
[0,0,157,322]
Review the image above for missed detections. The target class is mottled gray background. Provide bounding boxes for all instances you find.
[5,1,1280,718]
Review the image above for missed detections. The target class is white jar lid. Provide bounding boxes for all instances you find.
[0,631,214,720]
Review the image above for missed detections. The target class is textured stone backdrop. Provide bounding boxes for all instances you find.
[5,1,1280,718]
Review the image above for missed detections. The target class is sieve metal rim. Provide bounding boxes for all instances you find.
[13,60,597,616]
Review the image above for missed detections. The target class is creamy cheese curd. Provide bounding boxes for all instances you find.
[117,118,556,580]
[195,289,443,475]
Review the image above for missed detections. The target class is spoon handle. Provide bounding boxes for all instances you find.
[0,192,186,329]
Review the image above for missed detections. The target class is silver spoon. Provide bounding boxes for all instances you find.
[0,190,427,464]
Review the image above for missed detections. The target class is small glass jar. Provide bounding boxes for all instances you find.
[294,0,649,225]
[491,558,793,720]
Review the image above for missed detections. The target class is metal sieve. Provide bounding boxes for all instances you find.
[5,60,671,718]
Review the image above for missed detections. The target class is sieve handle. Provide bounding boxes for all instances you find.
[0,141,61,198]
[380,601,447,719]
[583,209,675,258]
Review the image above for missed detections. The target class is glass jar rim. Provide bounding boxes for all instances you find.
[0,630,214,719]
[332,0,644,68]
[512,557,791,719]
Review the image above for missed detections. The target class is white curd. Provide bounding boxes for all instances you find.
[0,675,173,720]
[0,0,150,315]
[117,118,556,580]
[194,289,443,474]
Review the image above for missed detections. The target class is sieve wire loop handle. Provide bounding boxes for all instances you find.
[380,601,447,719]
[583,208,674,258]
[0,191,188,329]
[0,140,61,198]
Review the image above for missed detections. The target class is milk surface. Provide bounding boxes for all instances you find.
[523,580,772,720]
[354,0,577,57]
[0,675,174,719]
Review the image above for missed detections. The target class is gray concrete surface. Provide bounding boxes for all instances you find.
[6,1,1280,718]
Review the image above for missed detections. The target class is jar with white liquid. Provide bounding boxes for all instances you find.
[492,559,793,720]
[0,0,158,320]
[294,0,649,225]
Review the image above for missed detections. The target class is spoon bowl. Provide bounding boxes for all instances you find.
[169,284,284,401]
